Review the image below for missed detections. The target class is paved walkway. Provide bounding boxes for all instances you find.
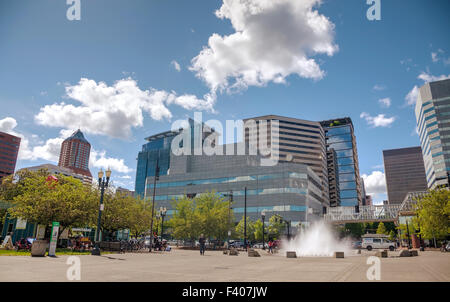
[1,249,449,282]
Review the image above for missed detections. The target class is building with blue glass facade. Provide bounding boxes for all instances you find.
[320,118,361,206]
[144,148,327,230]
[135,119,215,197]
[414,78,450,188]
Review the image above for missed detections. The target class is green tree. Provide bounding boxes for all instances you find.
[253,219,264,241]
[376,222,388,235]
[7,172,98,238]
[168,196,199,241]
[388,230,396,241]
[344,223,365,238]
[195,191,230,240]
[414,188,450,240]
[235,216,255,242]
[267,214,284,240]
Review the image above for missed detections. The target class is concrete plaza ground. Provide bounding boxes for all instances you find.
[1,249,449,282]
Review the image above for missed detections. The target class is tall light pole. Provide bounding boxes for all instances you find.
[149,156,160,252]
[405,219,412,249]
[261,210,266,250]
[160,207,167,240]
[244,187,247,249]
[286,220,291,241]
[223,191,233,250]
[92,168,111,256]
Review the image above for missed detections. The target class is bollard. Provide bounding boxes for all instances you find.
[229,247,239,256]
[399,250,411,257]
[375,250,388,258]
[286,251,297,258]
[334,251,344,258]
[248,249,260,257]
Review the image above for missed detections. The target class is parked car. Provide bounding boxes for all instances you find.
[352,241,362,249]
[362,234,395,251]
[229,240,244,248]
[252,242,269,249]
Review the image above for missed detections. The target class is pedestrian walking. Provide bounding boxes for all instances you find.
[268,239,273,254]
[199,234,206,255]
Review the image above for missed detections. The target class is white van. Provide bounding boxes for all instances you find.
[362,234,396,251]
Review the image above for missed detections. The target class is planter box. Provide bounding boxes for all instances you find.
[286,251,297,258]
[31,240,48,257]
[375,250,388,258]
[334,252,344,258]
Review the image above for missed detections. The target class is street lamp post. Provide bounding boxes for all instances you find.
[92,168,111,256]
[160,207,167,240]
[405,219,412,249]
[244,187,247,250]
[261,210,266,250]
[223,191,233,250]
[286,220,291,241]
[149,156,160,252]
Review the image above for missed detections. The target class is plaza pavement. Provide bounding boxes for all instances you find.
[0,249,449,282]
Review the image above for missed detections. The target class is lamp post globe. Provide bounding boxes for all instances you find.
[92,168,111,256]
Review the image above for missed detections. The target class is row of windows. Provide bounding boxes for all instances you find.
[326,133,352,144]
[147,172,308,189]
[0,144,18,153]
[233,205,307,214]
[150,187,308,201]
[0,140,20,148]
[278,125,322,136]
[279,142,322,151]
[325,126,351,136]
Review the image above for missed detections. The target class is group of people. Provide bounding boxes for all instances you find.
[151,235,171,252]
[267,239,278,254]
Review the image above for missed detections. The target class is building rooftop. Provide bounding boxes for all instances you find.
[65,129,89,144]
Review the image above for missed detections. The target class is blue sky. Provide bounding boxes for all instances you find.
[1,0,449,203]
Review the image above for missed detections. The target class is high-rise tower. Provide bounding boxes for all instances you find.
[58,129,92,181]
[415,78,450,188]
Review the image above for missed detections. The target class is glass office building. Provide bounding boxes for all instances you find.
[135,119,215,197]
[415,78,450,188]
[145,149,328,229]
[320,118,361,206]
[134,130,178,197]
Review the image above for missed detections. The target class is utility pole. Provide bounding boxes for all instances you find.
[149,156,160,252]
[244,187,247,250]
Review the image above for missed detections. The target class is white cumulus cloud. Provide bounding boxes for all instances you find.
[90,149,132,174]
[190,0,338,93]
[171,60,181,72]
[35,78,214,139]
[0,117,132,175]
[360,112,396,128]
[362,171,386,196]
[405,72,450,106]
[378,97,391,108]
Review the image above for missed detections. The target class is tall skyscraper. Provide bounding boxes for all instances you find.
[383,146,428,204]
[58,129,92,181]
[0,131,21,181]
[244,115,329,204]
[135,119,214,197]
[415,78,450,188]
[320,118,361,206]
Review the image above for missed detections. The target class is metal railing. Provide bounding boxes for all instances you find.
[323,191,427,223]
[324,204,403,223]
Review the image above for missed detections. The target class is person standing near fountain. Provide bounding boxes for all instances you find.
[199,234,206,256]
[268,239,273,254]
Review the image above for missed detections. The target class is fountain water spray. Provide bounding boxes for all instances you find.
[282,220,352,257]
